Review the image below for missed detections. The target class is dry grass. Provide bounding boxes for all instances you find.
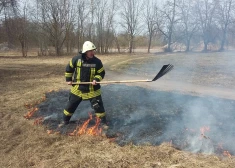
[0,53,235,168]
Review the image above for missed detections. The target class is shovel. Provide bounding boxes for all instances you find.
[72,64,174,85]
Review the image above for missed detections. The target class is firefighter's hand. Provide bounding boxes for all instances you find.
[67,81,72,85]
[92,80,97,85]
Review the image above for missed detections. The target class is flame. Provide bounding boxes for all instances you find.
[47,130,60,135]
[23,93,47,119]
[24,108,38,119]
[167,140,173,146]
[24,103,34,109]
[223,151,232,158]
[200,126,210,139]
[47,130,53,134]
[87,116,102,135]
[77,113,93,135]
[33,117,44,125]
[68,113,102,136]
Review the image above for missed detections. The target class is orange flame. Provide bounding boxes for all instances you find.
[24,108,38,119]
[86,116,102,135]
[47,130,53,134]
[24,93,47,119]
[223,151,232,158]
[77,113,93,135]
[33,117,44,125]
[200,126,210,139]
[68,113,102,136]
[47,130,60,135]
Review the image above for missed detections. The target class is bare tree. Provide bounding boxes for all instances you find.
[94,0,107,54]
[38,0,72,56]
[0,0,17,13]
[103,0,116,53]
[216,0,234,51]
[76,0,89,50]
[119,0,144,53]
[178,0,198,52]
[88,0,95,41]
[156,0,178,52]
[195,0,218,52]
[18,1,28,57]
[64,0,77,54]
[94,0,116,54]
[0,0,18,47]
[144,0,157,53]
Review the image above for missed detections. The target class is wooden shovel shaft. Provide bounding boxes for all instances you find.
[72,79,152,85]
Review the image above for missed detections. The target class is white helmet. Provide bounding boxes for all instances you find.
[82,41,96,53]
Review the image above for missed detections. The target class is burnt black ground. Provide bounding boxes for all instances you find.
[33,84,235,155]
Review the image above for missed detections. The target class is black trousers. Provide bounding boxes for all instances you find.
[63,92,105,122]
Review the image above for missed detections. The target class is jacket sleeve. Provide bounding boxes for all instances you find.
[65,56,77,82]
[94,60,105,82]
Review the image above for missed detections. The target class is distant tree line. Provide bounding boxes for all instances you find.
[0,0,235,56]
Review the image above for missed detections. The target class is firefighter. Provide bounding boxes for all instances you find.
[59,41,107,127]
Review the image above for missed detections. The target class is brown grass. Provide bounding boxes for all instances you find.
[0,54,235,168]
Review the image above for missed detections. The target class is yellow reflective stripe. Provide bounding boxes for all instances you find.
[94,75,102,81]
[89,68,96,92]
[97,67,104,73]
[65,72,73,77]
[70,88,101,100]
[76,59,81,82]
[78,59,82,66]
[64,110,73,116]
[70,60,74,68]
[95,112,106,118]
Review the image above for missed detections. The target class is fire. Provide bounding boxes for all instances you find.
[223,151,232,158]
[23,93,47,119]
[167,140,172,146]
[47,130,60,135]
[68,113,102,136]
[24,107,38,119]
[200,126,210,139]
[33,117,44,125]
[86,116,102,135]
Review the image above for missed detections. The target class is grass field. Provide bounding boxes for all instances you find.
[1,52,235,168]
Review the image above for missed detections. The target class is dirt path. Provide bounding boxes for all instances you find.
[104,54,235,100]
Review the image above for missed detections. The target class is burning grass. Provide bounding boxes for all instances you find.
[23,85,235,160]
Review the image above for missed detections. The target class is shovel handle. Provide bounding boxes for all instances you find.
[71,79,152,85]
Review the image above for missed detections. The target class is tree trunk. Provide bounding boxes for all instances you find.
[219,29,227,52]
[129,35,134,53]
[186,39,190,52]
[203,40,208,52]
[167,34,172,52]
[115,36,120,53]
[19,33,28,57]
[147,33,152,53]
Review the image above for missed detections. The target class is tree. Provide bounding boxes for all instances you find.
[18,2,29,57]
[144,0,157,53]
[0,0,18,47]
[156,0,178,52]
[76,0,89,50]
[119,0,144,53]
[216,0,234,51]
[94,0,116,54]
[178,0,198,52]
[0,0,17,14]
[195,0,218,52]
[38,0,73,56]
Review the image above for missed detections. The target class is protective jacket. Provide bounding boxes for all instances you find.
[65,52,105,99]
